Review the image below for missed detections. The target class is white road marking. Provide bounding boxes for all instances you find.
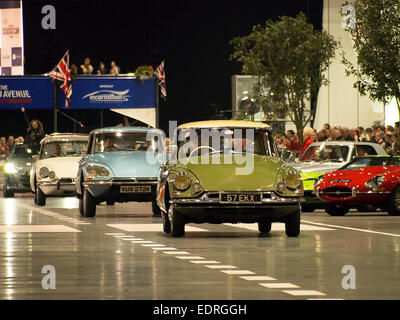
[224,222,334,231]
[113,235,133,238]
[120,238,142,241]
[205,265,237,269]
[240,276,277,281]
[141,244,165,247]
[16,203,91,225]
[175,256,204,260]
[308,298,344,300]
[259,283,300,289]
[107,223,207,232]
[0,225,80,233]
[302,220,400,237]
[283,290,326,296]
[190,260,220,264]
[131,240,154,244]
[221,270,255,275]
[164,251,190,255]
[152,247,177,251]
[105,233,126,235]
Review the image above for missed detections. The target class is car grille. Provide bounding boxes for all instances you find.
[322,187,352,198]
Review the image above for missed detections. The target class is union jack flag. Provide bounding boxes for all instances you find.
[48,50,72,108]
[155,60,166,99]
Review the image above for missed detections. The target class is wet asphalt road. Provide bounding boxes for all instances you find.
[0,193,399,300]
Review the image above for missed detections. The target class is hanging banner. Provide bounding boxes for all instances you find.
[57,76,156,109]
[0,76,53,109]
[0,1,24,75]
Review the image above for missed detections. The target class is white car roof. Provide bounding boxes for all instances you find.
[41,133,89,144]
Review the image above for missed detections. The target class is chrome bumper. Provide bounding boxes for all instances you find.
[315,187,391,198]
[37,179,76,195]
[82,178,158,200]
[170,191,303,205]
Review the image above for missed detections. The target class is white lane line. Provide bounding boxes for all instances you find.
[131,240,154,244]
[16,203,91,225]
[175,256,204,260]
[0,225,80,233]
[205,265,237,269]
[113,235,133,238]
[164,251,190,255]
[190,260,220,264]
[141,244,165,247]
[224,222,334,231]
[107,223,207,232]
[259,283,300,289]
[283,290,326,296]
[221,270,255,275]
[240,276,277,281]
[302,220,400,238]
[152,247,177,251]
[105,233,126,235]
[120,238,142,241]
[308,298,344,300]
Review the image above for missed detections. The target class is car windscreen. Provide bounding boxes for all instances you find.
[12,145,33,158]
[40,141,88,159]
[92,132,163,153]
[341,157,400,170]
[175,128,272,158]
[300,145,349,162]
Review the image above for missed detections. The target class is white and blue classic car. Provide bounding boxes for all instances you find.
[76,127,166,217]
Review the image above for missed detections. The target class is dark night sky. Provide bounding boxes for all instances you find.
[0,0,323,138]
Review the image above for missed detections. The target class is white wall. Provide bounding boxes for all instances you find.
[314,0,385,131]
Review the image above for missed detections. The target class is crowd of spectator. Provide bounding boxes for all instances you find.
[0,108,45,159]
[70,57,121,78]
[274,123,400,157]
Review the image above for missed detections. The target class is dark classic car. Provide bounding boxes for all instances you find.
[314,155,400,216]
[3,144,34,197]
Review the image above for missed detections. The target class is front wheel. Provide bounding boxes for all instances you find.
[258,221,271,234]
[325,203,349,216]
[171,208,185,237]
[152,199,162,217]
[162,212,171,233]
[36,185,46,206]
[3,183,14,198]
[285,209,301,237]
[83,187,96,217]
[106,200,115,206]
[78,197,84,216]
[387,186,400,216]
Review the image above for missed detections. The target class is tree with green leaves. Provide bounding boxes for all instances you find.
[230,13,338,144]
[341,0,400,120]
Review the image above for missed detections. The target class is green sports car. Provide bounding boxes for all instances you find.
[156,120,303,237]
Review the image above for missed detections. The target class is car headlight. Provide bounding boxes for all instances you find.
[285,173,301,189]
[174,173,191,191]
[365,175,384,189]
[276,181,286,193]
[39,166,50,178]
[191,181,203,194]
[85,165,110,177]
[4,163,17,174]
[48,171,56,180]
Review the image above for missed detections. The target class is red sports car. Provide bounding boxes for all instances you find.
[314,156,400,216]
